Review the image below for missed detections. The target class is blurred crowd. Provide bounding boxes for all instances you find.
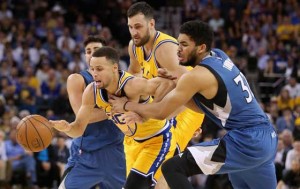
[0,0,300,188]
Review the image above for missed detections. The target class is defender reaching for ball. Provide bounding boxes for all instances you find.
[51,47,177,189]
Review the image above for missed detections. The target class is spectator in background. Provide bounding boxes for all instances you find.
[53,135,69,177]
[277,157,300,189]
[34,145,60,189]
[5,129,36,187]
[281,129,294,153]
[0,76,16,100]
[293,118,300,140]
[274,138,289,182]
[284,77,300,99]
[40,69,61,100]
[276,15,294,45]
[277,88,295,112]
[285,139,300,170]
[0,130,7,182]
[208,8,224,34]
[276,108,295,134]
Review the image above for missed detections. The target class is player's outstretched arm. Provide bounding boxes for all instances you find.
[51,83,95,138]
[110,72,199,120]
[109,76,175,114]
[120,68,213,120]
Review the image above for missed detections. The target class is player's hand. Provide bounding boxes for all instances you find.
[158,68,177,80]
[49,120,71,133]
[109,95,129,113]
[119,112,145,125]
[193,128,202,138]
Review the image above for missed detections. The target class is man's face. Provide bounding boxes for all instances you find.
[85,42,103,64]
[177,34,198,67]
[89,57,117,90]
[128,13,151,47]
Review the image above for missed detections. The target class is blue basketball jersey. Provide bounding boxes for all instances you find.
[192,49,270,130]
[72,70,124,151]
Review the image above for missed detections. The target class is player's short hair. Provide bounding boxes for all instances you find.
[92,46,119,64]
[127,1,154,20]
[180,20,214,52]
[83,35,106,47]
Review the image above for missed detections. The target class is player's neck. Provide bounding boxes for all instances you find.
[106,72,120,95]
[143,30,157,53]
[199,52,211,63]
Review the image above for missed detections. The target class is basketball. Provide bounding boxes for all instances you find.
[16,114,53,152]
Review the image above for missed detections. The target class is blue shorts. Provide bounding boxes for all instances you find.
[188,126,278,189]
[60,142,126,189]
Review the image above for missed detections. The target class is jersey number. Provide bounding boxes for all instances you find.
[234,73,254,103]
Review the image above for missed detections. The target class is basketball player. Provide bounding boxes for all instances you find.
[110,20,278,189]
[51,46,177,189]
[126,2,204,155]
[59,36,126,189]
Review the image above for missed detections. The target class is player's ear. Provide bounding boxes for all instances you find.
[113,63,118,71]
[197,44,207,55]
[149,18,155,28]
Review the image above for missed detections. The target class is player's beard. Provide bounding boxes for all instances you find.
[133,30,151,47]
[179,48,198,67]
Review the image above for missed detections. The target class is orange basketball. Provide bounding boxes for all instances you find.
[16,114,53,152]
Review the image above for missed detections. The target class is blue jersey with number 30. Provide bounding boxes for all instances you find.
[192,48,270,130]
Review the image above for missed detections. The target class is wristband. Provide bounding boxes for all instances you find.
[123,101,129,112]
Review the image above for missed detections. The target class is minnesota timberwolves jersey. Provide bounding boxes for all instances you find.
[192,49,270,130]
[72,70,123,151]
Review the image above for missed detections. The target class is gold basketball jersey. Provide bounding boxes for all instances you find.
[94,71,169,140]
[132,31,204,153]
[132,31,178,79]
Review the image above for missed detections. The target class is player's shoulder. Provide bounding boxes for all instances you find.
[183,66,213,81]
[125,76,146,92]
[67,73,85,88]
[67,73,84,83]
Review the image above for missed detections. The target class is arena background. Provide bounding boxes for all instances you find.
[0,0,299,188]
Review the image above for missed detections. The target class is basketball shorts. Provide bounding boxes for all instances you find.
[171,108,204,154]
[124,124,176,184]
[187,126,278,189]
[59,142,126,189]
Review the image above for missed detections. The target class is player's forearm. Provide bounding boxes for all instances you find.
[66,120,87,138]
[125,101,169,120]
[153,80,175,103]
[88,109,108,123]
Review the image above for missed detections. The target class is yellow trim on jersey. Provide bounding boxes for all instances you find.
[94,71,169,140]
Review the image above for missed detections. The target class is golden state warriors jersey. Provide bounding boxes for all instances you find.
[132,31,204,153]
[94,71,170,140]
[132,31,178,79]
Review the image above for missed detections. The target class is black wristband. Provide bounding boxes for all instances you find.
[123,101,129,112]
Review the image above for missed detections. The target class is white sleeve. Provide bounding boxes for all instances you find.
[0,142,7,161]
